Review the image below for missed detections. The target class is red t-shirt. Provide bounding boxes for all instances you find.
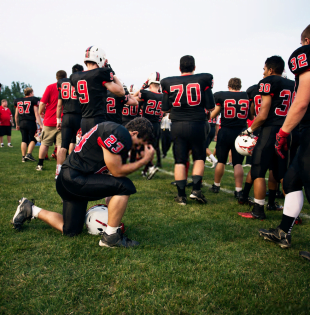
[0,107,12,126]
[41,82,58,127]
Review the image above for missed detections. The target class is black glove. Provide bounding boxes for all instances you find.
[105,64,115,75]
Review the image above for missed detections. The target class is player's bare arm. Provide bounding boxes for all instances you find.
[15,110,19,130]
[210,105,221,119]
[126,95,138,106]
[105,76,125,97]
[56,99,62,130]
[39,101,46,115]
[34,106,43,129]
[248,95,272,131]
[281,71,310,133]
[102,144,154,177]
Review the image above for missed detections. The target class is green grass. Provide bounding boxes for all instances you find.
[1,131,310,314]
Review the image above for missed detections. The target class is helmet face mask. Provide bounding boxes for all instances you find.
[235,135,258,156]
[84,46,107,68]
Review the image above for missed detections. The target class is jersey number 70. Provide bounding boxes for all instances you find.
[170,83,201,107]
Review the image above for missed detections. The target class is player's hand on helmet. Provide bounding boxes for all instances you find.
[144,144,155,162]
[275,128,289,159]
[141,80,149,90]
[105,63,115,75]
[239,127,253,137]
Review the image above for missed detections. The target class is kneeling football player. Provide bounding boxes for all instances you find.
[12,118,155,248]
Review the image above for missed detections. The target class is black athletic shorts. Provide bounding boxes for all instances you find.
[0,125,12,137]
[206,124,215,148]
[61,113,82,150]
[171,121,206,164]
[81,116,105,135]
[216,126,244,167]
[19,120,36,145]
[56,166,136,237]
[251,125,289,181]
[283,127,310,203]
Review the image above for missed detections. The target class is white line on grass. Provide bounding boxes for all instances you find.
[159,168,309,218]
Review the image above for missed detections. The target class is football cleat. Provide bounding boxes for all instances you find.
[226,162,233,166]
[190,190,207,204]
[259,227,291,248]
[206,156,212,163]
[211,161,218,169]
[147,166,158,180]
[22,157,26,163]
[174,196,187,206]
[36,165,43,171]
[299,251,310,261]
[8,143,13,147]
[25,153,36,162]
[171,181,176,186]
[12,198,34,230]
[266,202,283,211]
[141,171,147,178]
[209,184,220,193]
[99,228,139,248]
[0,143,4,147]
[238,203,266,220]
[238,193,254,206]
[295,216,302,225]
[234,191,243,199]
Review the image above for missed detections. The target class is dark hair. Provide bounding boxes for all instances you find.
[56,70,67,80]
[180,55,195,73]
[125,117,154,144]
[72,64,84,73]
[265,56,284,75]
[24,87,33,96]
[228,78,242,90]
[301,24,310,42]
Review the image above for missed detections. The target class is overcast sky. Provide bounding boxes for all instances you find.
[1,0,309,97]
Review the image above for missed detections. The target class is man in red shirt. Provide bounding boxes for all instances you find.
[36,71,66,171]
[0,99,14,147]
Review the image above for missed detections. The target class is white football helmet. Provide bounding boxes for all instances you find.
[235,135,258,156]
[85,204,109,235]
[148,72,160,85]
[84,46,107,68]
[34,129,41,142]
[282,70,287,78]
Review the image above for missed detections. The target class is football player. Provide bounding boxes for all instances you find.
[70,46,125,135]
[106,85,138,124]
[12,118,155,248]
[134,72,163,178]
[161,55,215,205]
[238,56,295,220]
[209,78,252,197]
[14,88,43,162]
[55,64,84,179]
[259,25,310,250]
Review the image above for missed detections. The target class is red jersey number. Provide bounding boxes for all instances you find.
[107,97,116,114]
[17,101,31,114]
[77,80,89,104]
[171,83,202,107]
[254,95,262,116]
[275,90,291,117]
[104,135,124,154]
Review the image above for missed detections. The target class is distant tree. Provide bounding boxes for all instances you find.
[0,82,32,116]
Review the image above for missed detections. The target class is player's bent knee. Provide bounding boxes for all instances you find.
[117,177,137,195]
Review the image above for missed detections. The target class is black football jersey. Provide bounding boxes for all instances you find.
[246,84,262,117]
[57,78,81,114]
[214,91,250,128]
[258,75,295,126]
[70,68,113,118]
[122,101,140,123]
[63,121,132,174]
[139,90,163,123]
[105,90,130,124]
[288,45,310,129]
[161,73,214,122]
[14,96,40,122]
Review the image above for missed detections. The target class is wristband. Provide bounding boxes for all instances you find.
[247,127,253,134]
[279,128,290,138]
[57,118,61,124]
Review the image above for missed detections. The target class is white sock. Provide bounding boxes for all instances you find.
[8,143,11,145]
[283,191,304,218]
[106,225,119,235]
[214,182,220,187]
[32,205,42,218]
[210,154,217,163]
[254,198,265,206]
[235,187,242,192]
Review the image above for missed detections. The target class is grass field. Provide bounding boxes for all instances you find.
[1,130,310,314]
